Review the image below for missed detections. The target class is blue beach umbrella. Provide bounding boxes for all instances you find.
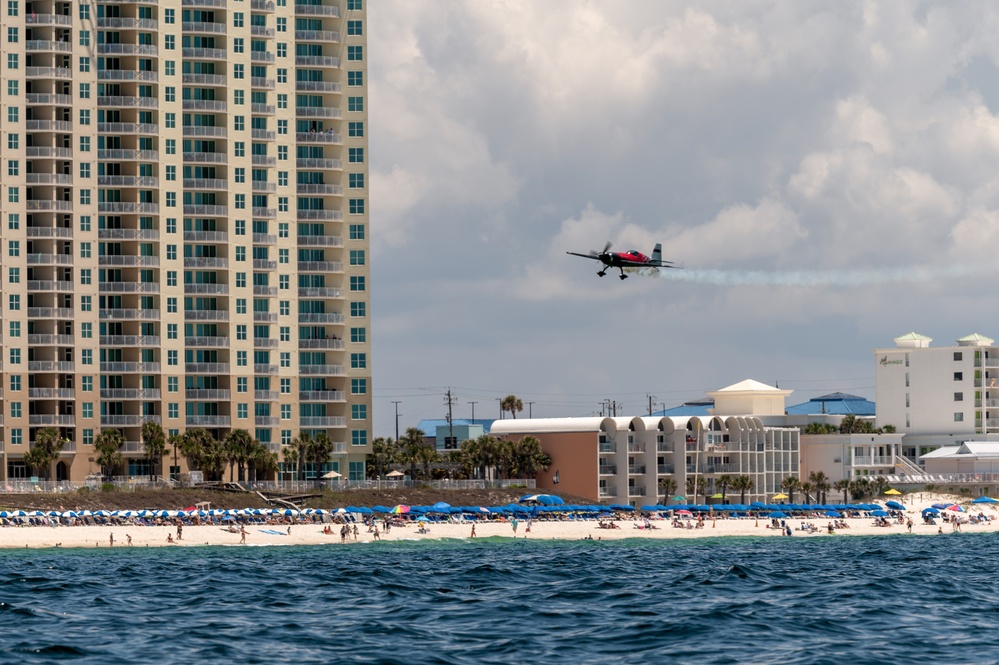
[769,511,788,519]
[922,507,939,515]
[871,510,889,517]
[885,501,906,510]
[972,496,999,504]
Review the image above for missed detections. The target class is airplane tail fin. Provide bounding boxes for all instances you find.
[651,243,663,266]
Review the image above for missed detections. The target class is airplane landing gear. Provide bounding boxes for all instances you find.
[619,273,628,280]
[597,271,606,277]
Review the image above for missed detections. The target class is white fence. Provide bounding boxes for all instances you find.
[0,477,536,494]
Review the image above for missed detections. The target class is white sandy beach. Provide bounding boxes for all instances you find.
[0,492,994,549]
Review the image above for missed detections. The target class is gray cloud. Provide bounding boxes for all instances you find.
[369,1,999,434]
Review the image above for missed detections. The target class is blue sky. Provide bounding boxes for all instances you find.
[366,1,999,436]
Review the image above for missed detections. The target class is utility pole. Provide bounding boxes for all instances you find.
[392,401,401,441]
[468,401,477,424]
[444,389,456,450]
[647,394,657,417]
[527,401,534,418]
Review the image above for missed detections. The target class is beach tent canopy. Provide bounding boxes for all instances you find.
[971,496,999,504]
[322,470,342,479]
[386,470,405,478]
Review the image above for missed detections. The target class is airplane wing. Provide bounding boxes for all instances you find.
[566,252,601,261]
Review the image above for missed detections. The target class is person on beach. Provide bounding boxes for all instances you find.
[240,525,247,544]
[470,524,476,538]
[373,525,380,540]
[511,518,519,534]
[352,524,359,540]
[907,518,913,533]
[126,534,133,546]
[177,523,183,541]
[109,533,114,547]
[167,534,174,543]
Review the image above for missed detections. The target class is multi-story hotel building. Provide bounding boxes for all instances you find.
[874,332,999,463]
[0,0,371,482]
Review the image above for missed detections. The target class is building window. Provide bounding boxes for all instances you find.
[352,430,368,446]
[237,377,247,393]
[233,37,244,53]
[165,35,175,49]
[165,8,175,23]
[237,351,247,367]
[347,20,362,35]
[955,393,963,402]
[81,322,91,338]
[349,250,365,266]
[236,324,247,340]
[347,0,362,9]
[280,377,290,393]
[349,199,365,215]
[350,353,367,369]
[168,323,178,339]
[351,404,367,420]
[233,12,244,27]
[281,404,290,420]
[955,412,964,422]
[954,372,963,381]
[351,379,367,395]
[348,96,364,112]
[79,56,90,72]
[165,86,175,102]
[954,352,963,361]
[348,148,364,163]
[349,173,365,189]
[234,63,244,79]
[277,43,287,58]
[350,301,366,317]
[350,328,366,343]
[347,45,363,61]
[280,352,290,368]
[80,242,91,258]
[81,295,92,312]
[348,71,363,86]
[349,276,366,292]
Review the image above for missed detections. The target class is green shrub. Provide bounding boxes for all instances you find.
[101,482,116,493]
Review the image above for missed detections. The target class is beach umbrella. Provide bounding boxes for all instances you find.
[709,493,724,499]
[0,511,11,518]
[769,511,788,518]
[96,510,112,517]
[884,488,902,495]
[871,510,889,517]
[971,496,999,504]
[772,493,789,500]
[431,501,452,512]
[390,505,410,514]
[417,516,430,522]
[922,507,939,515]
[885,501,906,510]
[282,509,299,516]
[946,504,965,512]
[676,509,692,515]
[825,510,843,518]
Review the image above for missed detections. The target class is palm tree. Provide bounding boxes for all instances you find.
[809,471,830,504]
[307,432,337,481]
[398,427,427,480]
[27,427,65,480]
[659,477,678,504]
[167,432,184,481]
[223,429,256,482]
[180,428,225,481]
[716,474,733,501]
[367,437,395,479]
[833,479,851,503]
[781,476,801,503]
[800,481,814,504]
[686,477,707,503]
[731,475,753,504]
[141,421,167,481]
[500,394,523,419]
[509,436,551,479]
[871,475,890,497]
[247,441,278,483]
[281,446,299,483]
[94,428,126,481]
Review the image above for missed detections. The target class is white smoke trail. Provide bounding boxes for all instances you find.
[653,263,999,287]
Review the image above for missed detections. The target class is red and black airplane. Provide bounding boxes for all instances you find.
[567,242,678,279]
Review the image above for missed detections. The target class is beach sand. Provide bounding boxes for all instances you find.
[1,492,994,550]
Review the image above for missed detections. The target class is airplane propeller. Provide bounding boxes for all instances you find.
[589,241,612,257]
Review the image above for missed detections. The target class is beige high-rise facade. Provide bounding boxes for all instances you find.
[0,0,371,482]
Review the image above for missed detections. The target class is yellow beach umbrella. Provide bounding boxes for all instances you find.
[884,488,902,495]
[773,493,789,500]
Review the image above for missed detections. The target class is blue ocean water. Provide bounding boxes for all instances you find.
[1,533,996,664]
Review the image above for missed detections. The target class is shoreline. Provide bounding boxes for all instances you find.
[0,511,993,550]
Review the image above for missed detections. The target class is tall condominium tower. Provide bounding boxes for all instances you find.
[0,0,371,482]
